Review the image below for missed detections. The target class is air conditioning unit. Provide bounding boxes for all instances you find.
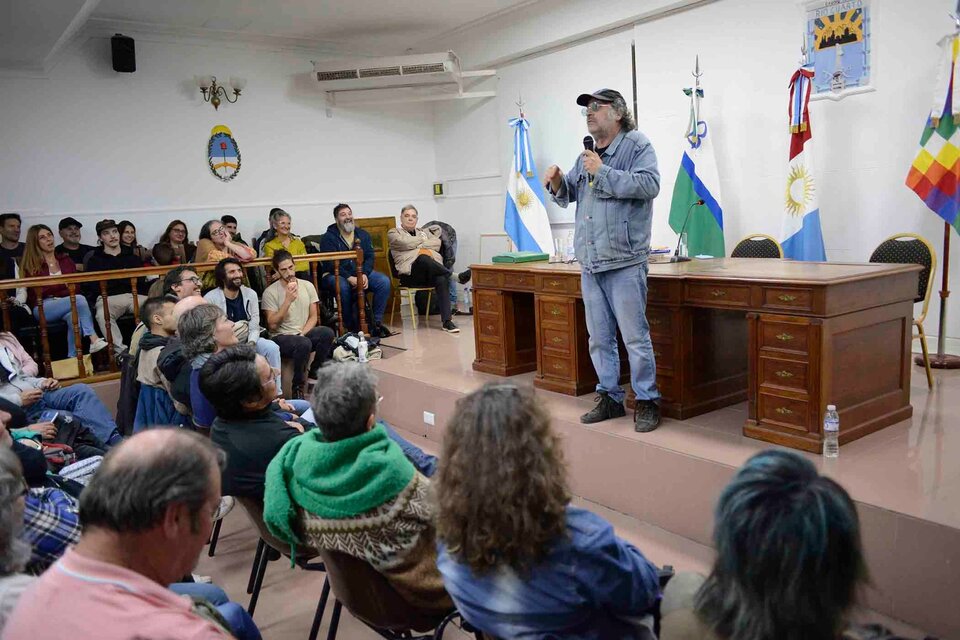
[313,51,462,92]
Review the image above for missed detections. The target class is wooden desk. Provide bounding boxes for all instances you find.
[471,259,921,453]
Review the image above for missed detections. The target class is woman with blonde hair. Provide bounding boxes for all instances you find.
[18,225,108,357]
[434,383,661,639]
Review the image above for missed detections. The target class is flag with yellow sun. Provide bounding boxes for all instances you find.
[780,66,827,261]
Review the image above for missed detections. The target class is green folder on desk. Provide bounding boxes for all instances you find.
[491,251,550,264]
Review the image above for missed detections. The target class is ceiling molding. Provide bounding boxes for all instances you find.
[42,0,103,72]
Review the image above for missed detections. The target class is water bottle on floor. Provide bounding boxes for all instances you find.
[823,405,839,458]
[357,332,368,363]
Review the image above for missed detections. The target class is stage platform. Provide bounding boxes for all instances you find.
[372,315,960,639]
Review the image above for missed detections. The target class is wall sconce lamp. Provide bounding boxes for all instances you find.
[195,75,246,110]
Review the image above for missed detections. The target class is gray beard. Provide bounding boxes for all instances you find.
[340,222,355,234]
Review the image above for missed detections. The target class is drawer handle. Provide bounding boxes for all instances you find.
[486,324,495,333]
[775,332,794,342]
[653,350,662,358]
[552,336,563,344]
[775,407,794,416]
[549,308,561,316]
[649,318,662,326]
[774,370,794,379]
[552,362,564,370]
[548,280,563,288]
[711,289,727,297]
[778,294,797,302]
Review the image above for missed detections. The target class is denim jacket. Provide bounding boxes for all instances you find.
[551,130,660,273]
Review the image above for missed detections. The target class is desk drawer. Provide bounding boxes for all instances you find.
[542,327,572,354]
[762,287,814,313]
[541,353,574,379]
[651,340,674,371]
[646,306,673,337]
[758,393,811,432]
[476,312,502,343]
[686,282,752,307]
[759,320,810,356]
[475,290,502,314]
[656,372,676,402]
[478,342,505,364]
[759,357,808,394]
[503,272,535,290]
[474,270,503,288]
[537,274,579,295]
[539,298,572,325]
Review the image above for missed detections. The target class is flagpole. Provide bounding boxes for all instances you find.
[920,222,960,368]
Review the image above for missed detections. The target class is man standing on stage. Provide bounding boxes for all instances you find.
[545,88,662,432]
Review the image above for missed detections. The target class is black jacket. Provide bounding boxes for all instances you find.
[83,246,145,297]
[317,223,375,279]
[157,338,192,410]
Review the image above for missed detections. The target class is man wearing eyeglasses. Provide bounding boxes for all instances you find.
[544,88,662,433]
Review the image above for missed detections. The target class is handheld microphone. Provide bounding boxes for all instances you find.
[671,199,705,263]
[583,136,595,186]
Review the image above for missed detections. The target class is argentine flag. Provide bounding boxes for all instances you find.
[780,66,827,261]
[504,116,553,253]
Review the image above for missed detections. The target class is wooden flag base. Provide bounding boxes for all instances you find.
[916,353,960,369]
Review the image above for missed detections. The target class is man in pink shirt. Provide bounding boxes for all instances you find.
[5,429,255,639]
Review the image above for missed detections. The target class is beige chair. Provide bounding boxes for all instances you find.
[730,234,785,259]
[387,250,433,329]
[869,233,937,389]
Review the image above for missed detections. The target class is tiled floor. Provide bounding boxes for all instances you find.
[193,314,952,639]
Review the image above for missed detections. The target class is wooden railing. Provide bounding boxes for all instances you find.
[0,244,367,383]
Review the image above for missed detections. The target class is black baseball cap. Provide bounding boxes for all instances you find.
[58,217,82,231]
[95,219,118,235]
[576,88,624,106]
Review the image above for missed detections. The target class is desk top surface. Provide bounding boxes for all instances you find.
[473,258,921,285]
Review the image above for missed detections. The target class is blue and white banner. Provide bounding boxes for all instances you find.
[504,116,553,253]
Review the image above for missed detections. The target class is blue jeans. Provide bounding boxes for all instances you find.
[33,297,97,358]
[581,263,659,404]
[449,275,458,307]
[383,421,437,477]
[28,384,122,445]
[322,270,391,330]
[169,583,262,640]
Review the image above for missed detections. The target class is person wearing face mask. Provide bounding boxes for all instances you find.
[387,205,459,334]
[318,203,392,337]
[544,89,662,433]
[82,220,147,353]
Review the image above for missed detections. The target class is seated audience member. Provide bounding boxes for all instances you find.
[0,214,23,263]
[388,205,458,333]
[263,362,449,613]
[154,219,196,265]
[195,219,255,290]
[252,208,282,256]
[318,203,392,336]
[83,219,147,351]
[204,258,282,389]
[146,243,177,298]
[18,224,109,357]
[0,445,32,632]
[163,265,203,299]
[0,259,34,335]
[55,217,94,270]
[133,296,186,431]
[221,215,246,244]
[156,295,207,416]
[259,209,308,277]
[117,220,153,266]
[659,450,868,640]
[0,331,121,446]
[261,250,334,400]
[434,383,661,640]
[4,429,261,640]
[179,304,239,430]
[203,345,308,501]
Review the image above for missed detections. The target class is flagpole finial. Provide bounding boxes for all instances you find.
[516,94,525,118]
[800,35,809,66]
[950,9,960,32]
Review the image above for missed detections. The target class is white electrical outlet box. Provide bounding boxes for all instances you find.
[423,411,435,426]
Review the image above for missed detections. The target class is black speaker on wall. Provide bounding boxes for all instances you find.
[111,34,136,73]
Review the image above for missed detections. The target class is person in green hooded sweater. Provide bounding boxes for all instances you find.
[263,362,452,615]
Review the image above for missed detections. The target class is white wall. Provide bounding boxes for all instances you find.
[0,29,439,247]
[430,0,960,351]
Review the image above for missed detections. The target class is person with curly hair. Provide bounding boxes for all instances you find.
[434,383,661,639]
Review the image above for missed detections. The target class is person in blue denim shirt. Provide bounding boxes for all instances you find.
[435,383,660,639]
[546,88,662,431]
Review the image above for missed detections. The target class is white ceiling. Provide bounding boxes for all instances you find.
[0,0,537,72]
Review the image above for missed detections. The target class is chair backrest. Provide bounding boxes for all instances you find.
[731,234,784,259]
[386,249,400,280]
[318,548,449,632]
[868,234,936,306]
[236,495,319,563]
